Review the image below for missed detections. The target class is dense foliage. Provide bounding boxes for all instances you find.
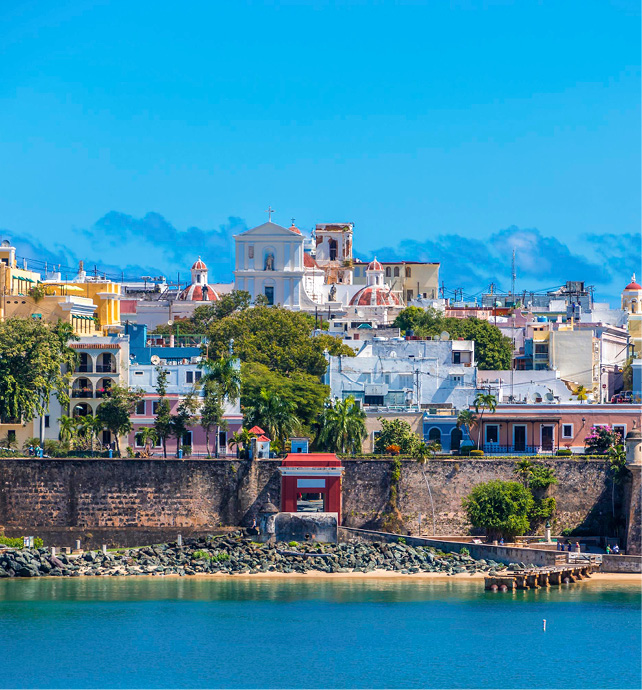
[205,305,354,377]
[393,307,513,369]
[584,425,623,454]
[374,418,423,455]
[0,319,77,423]
[96,385,144,452]
[317,396,367,454]
[463,480,534,539]
[241,362,329,440]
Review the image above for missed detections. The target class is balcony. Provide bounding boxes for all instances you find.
[72,389,93,398]
[96,364,117,373]
[75,365,93,373]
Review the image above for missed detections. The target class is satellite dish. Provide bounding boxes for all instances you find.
[440,331,450,341]
[1,240,10,247]
[151,355,161,365]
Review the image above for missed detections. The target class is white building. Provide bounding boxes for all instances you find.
[324,337,477,411]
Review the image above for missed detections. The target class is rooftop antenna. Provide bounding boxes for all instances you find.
[511,248,516,301]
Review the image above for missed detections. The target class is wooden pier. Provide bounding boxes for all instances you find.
[485,560,599,591]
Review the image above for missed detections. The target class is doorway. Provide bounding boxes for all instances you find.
[297,493,325,513]
[541,426,554,451]
[514,425,526,452]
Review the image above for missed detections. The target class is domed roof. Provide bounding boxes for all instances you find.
[191,257,207,270]
[367,258,383,272]
[303,252,319,268]
[624,274,642,291]
[176,284,220,302]
[349,285,401,307]
[288,223,302,235]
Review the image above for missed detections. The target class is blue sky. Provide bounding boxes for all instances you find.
[0,0,639,304]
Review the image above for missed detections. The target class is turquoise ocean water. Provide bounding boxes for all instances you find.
[0,577,640,689]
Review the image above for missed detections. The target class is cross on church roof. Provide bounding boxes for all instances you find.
[265,206,275,222]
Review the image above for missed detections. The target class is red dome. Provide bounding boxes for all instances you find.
[349,285,401,307]
[303,252,319,268]
[624,280,642,291]
[288,224,302,235]
[191,257,207,270]
[176,284,219,302]
[367,258,383,271]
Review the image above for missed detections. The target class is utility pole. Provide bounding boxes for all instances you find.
[511,248,516,301]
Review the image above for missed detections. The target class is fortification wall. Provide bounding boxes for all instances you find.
[0,457,617,548]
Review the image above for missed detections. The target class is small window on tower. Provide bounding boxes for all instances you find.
[248,246,254,259]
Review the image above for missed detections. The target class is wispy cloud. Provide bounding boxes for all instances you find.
[2,216,635,306]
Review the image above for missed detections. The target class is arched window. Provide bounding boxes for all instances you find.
[72,403,92,418]
[329,239,338,261]
[385,267,391,277]
[428,428,441,444]
[393,267,400,277]
[450,428,463,452]
[76,352,92,373]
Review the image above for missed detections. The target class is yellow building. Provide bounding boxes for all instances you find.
[353,260,440,303]
[622,274,642,357]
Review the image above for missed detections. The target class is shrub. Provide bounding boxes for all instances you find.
[0,535,44,548]
[397,536,406,544]
[288,541,298,547]
[470,449,484,457]
[556,449,572,456]
[213,552,230,561]
[459,445,475,456]
[192,550,211,560]
[125,446,134,458]
[561,528,572,537]
[459,546,470,557]
[463,480,534,540]
[386,444,401,456]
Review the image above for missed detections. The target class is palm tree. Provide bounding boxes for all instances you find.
[59,415,77,448]
[473,392,497,449]
[456,409,478,447]
[416,441,436,535]
[201,356,241,457]
[317,396,367,454]
[136,427,158,457]
[244,389,299,452]
[514,458,534,487]
[76,414,98,452]
[574,385,588,403]
[229,428,253,458]
[608,443,626,520]
[90,416,105,452]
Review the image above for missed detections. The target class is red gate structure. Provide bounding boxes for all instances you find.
[279,453,344,521]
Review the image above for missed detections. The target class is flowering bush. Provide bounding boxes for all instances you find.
[584,425,622,454]
[385,444,401,456]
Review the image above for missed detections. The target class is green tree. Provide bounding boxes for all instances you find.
[393,309,512,369]
[96,386,143,453]
[574,384,588,403]
[514,458,535,487]
[204,305,354,377]
[317,396,367,454]
[58,414,78,448]
[0,318,77,423]
[153,367,172,458]
[136,426,158,457]
[170,391,199,457]
[374,418,422,455]
[244,389,299,452]
[241,362,329,438]
[463,480,534,540]
[456,409,477,446]
[201,355,241,405]
[473,392,497,448]
[229,427,253,458]
[200,379,227,458]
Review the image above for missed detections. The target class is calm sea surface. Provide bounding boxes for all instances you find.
[0,577,640,689]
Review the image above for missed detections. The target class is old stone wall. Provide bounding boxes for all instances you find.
[341,458,614,535]
[0,457,617,547]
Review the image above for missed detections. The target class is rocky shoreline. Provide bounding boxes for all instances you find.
[0,532,525,578]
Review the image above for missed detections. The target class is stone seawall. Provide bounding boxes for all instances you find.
[342,458,614,535]
[0,457,616,548]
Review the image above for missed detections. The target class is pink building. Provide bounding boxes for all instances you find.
[476,403,640,454]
